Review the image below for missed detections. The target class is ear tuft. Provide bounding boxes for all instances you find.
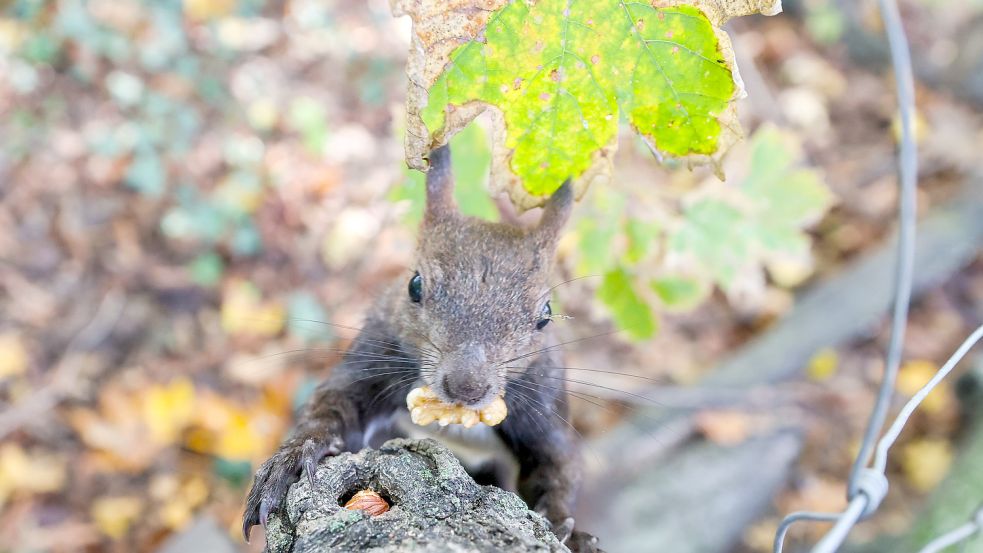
[425,145,455,220]
[535,179,573,244]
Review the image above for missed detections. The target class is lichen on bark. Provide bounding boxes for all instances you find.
[264,438,567,553]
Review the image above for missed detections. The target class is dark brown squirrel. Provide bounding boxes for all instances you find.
[243,144,600,552]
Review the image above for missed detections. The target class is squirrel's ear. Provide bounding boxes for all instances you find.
[534,179,573,244]
[425,145,456,220]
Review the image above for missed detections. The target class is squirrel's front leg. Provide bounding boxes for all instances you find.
[498,372,602,553]
[242,325,415,541]
[242,385,357,540]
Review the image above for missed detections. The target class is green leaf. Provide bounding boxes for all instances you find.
[671,199,748,288]
[597,267,656,340]
[125,148,166,197]
[624,218,659,264]
[188,252,224,287]
[402,0,781,202]
[447,122,497,221]
[426,3,732,196]
[287,97,329,154]
[669,125,833,292]
[743,127,832,226]
[574,185,624,274]
[575,217,618,276]
[651,276,708,310]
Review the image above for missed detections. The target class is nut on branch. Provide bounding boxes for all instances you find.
[343,490,390,517]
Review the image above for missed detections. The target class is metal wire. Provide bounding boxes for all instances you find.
[773,512,841,553]
[875,325,983,473]
[768,0,971,550]
[916,506,983,553]
[775,322,983,552]
[846,0,920,500]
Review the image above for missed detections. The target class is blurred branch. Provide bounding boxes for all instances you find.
[581,428,804,553]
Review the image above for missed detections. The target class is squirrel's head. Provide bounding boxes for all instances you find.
[394,145,572,409]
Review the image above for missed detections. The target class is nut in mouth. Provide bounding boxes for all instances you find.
[406,386,507,428]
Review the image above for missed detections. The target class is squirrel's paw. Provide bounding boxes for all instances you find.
[242,435,343,542]
[553,518,602,553]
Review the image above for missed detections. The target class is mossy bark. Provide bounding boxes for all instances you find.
[264,438,567,553]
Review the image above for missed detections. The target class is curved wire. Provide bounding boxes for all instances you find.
[773,0,921,550]
[916,506,983,553]
[846,0,920,499]
[773,512,841,553]
[875,325,983,472]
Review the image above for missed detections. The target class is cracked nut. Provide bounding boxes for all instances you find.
[343,489,389,516]
[406,386,508,428]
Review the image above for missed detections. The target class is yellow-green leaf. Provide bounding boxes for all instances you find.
[0,333,29,380]
[398,0,782,207]
[669,125,832,293]
[220,280,285,337]
[598,267,656,339]
[91,496,144,539]
[651,275,708,310]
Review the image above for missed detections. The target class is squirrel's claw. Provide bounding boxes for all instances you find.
[554,517,575,543]
[259,498,272,528]
[242,514,255,543]
[549,516,601,553]
[566,530,602,553]
[241,434,344,543]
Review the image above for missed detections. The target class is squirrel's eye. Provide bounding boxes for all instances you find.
[536,301,552,330]
[408,272,423,303]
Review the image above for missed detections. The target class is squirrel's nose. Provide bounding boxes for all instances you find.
[441,373,491,405]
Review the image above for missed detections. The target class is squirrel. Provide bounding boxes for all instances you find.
[243,144,600,552]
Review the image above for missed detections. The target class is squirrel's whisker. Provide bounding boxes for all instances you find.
[505,374,668,444]
[281,318,408,349]
[342,369,421,392]
[536,274,600,302]
[506,382,602,467]
[498,328,625,368]
[512,364,667,384]
[369,374,423,413]
[502,385,560,442]
[505,368,662,406]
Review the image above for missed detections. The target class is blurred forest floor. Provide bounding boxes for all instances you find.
[1,0,982,552]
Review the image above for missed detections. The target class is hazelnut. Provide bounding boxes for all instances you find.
[343,489,390,516]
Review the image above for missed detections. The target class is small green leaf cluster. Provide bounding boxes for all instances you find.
[573,126,832,340]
